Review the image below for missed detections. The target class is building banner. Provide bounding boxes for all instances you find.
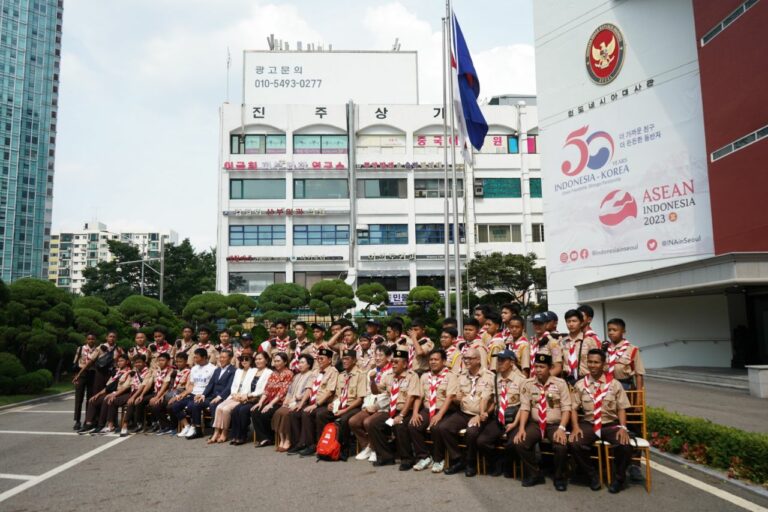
[542,73,714,271]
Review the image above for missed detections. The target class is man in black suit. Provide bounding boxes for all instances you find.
[185,350,236,440]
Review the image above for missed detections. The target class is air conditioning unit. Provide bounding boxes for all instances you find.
[474,178,484,197]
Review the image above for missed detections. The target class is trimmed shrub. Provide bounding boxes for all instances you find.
[13,371,49,394]
[34,369,54,388]
[0,352,26,379]
[0,376,13,394]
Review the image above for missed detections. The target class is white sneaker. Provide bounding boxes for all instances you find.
[414,457,433,471]
[355,446,372,461]
[431,461,445,473]
[99,426,114,435]
[184,426,197,438]
[179,425,192,437]
[368,451,377,463]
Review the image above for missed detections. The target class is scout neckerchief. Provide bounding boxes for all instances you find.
[107,367,129,386]
[339,372,352,409]
[308,370,325,405]
[290,338,307,372]
[173,367,190,389]
[217,342,233,353]
[535,380,550,437]
[567,336,583,380]
[585,374,608,438]
[133,345,149,358]
[131,367,149,392]
[531,331,550,369]
[428,368,450,420]
[273,337,290,354]
[606,340,630,382]
[389,373,406,418]
[154,341,171,355]
[375,363,392,385]
[497,373,510,425]
[508,335,528,352]
[357,346,374,368]
[154,367,171,393]
[79,344,93,367]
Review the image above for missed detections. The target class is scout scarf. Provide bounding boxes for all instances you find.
[173,368,190,389]
[339,373,352,409]
[606,340,630,382]
[389,375,405,418]
[497,377,508,425]
[531,331,550,368]
[131,367,149,392]
[567,339,582,380]
[309,371,324,405]
[585,375,608,438]
[375,363,393,384]
[154,367,171,393]
[535,382,550,437]
[428,368,450,419]
[290,339,307,372]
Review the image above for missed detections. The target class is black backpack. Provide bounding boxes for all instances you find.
[95,345,114,371]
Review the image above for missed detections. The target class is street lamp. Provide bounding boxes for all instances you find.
[116,237,166,303]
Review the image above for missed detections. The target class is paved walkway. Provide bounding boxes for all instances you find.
[646,378,768,434]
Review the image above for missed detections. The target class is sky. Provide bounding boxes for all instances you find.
[53,0,536,249]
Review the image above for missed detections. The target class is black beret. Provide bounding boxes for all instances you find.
[534,353,553,366]
[342,349,357,358]
[317,348,334,358]
[393,349,409,360]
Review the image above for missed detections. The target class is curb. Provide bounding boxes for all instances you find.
[647,375,749,392]
[0,390,75,411]
[650,447,768,500]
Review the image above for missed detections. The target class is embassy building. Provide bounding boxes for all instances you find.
[216,50,545,308]
[534,0,768,378]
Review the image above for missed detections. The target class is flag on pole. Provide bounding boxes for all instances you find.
[450,11,489,164]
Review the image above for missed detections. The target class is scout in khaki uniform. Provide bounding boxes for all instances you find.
[149,326,173,368]
[506,316,531,377]
[364,319,386,346]
[349,345,393,463]
[385,320,405,348]
[439,328,463,374]
[355,334,376,372]
[500,303,521,338]
[570,349,633,493]
[76,331,120,395]
[408,348,459,473]
[259,319,292,360]
[577,304,602,343]
[146,353,174,433]
[288,321,311,372]
[435,348,494,477]
[476,349,527,477]
[561,309,600,387]
[80,353,133,435]
[406,319,434,375]
[314,349,368,460]
[153,353,191,434]
[295,348,339,456]
[127,331,152,367]
[189,326,219,367]
[513,353,572,491]
[119,354,154,436]
[484,312,506,371]
[368,349,421,467]
[302,323,329,369]
[172,325,196,359]
[72,333,98,430]
[455,319,488,374]
[530,312,563,377]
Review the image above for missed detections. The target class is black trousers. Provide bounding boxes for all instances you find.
[289,409,306,447]
[433,411,483,465]
[125,393,154,427]
[514,422,568,480]
[297,406,324,448]
[73,370,95,422]
[409,408,454,462]
[570,421,631,483]
[92,368,111,395]
[231,402,254,441]
[251,406,278,442]
[369,412,413,462]
[316,407,362,455]
[151,392,177,430]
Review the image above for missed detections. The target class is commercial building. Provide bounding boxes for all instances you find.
[48,221,178,294]
[0,0,63,282]
[216,50,545,304]
[533,0,768,368]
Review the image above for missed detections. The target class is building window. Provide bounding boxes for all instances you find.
[230,179,285,199]
[525,136,538,154]
[356,135,406,154]
[478,135,510,154]
[358,224,408,245]
[508,136,520,154]
[532,223,545,242]
[482,178,521,198]
[293,225,349,245]
[294,179,348,199]
[414,178,464,198]
[293,135,348,154]
[357,179,407,198]
[529,178,542,198]
[228,272,286,294]
[294,271,346,289]
[476,224,522,243]
[415,224,465,244]
[358,275,409,291]
[230,134,286,154]
[416,275,445,290]
[229,225,286,246]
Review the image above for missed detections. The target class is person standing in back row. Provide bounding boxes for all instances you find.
[72,332,98,431]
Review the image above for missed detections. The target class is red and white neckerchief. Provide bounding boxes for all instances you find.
[290,339,307,372]
[338,373,352,409]
[498,376,509,424]
[530,331,550,368]
[407,343,415,370]
[490,332,505,345]
[131,367,149,392]
[133,345,149,357]
[274,337,290,354]
[389,374,405,418]
[535,382,550,437]
[308,371,324,405]
[197,343,213,353]
[154,367,171,393]
[80,345,93,365]
[173,368,190,389]
[566,338,582,380]
[177,341,194,354]
[479,327,487,335]
[428,368,450,419]
[217,343,233,353]
[606,340,630,382]
[375,363,392,385]
[108,367,129,386]
[508,335,528,352]
[467,373,482,399]
[584,328,600,342]
[155,341,171,355]
[445,344,458,366]
[585,375,608,437]
[501,326,511,339]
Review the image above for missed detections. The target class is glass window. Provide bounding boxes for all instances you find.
[293,225,349,246]
[228,272,286,294]
[415,224,465,244]
[526,136,538,154]
[294,179,348,199]
[266,135,286,154]
[294,271,347,289]
[414,179,464,198]
[357,179,407,198]
[357,275,409,292]
[293,135,348,154]
[482,178,522,198]
[321,135,348,154]
[532,223,545,242]
[476,224,522,243]
[357,135,406,154]
[294,135,322,154]
[230,135,244,154]
[416,275,445,290]
[529,178,542,198]
[244,135,265,154]
[358,224,408,245]
[229,225,286,246]
[230,179,285,199]
[508,136,520,154]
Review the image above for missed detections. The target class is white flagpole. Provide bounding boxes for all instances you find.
[441,16,451,319]
[446,0,463,331]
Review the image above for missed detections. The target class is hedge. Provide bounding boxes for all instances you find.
[647,406,768,485]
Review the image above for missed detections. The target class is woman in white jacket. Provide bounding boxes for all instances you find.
[229,352,273,445]
[208,354,258,444]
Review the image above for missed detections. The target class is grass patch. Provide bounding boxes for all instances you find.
[0,381,74,407]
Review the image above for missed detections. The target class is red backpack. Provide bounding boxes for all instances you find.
[316,422,341,461]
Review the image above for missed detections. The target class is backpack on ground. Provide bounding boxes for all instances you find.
[316,422,341,461]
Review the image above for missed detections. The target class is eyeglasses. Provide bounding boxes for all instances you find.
[462,356,479,361]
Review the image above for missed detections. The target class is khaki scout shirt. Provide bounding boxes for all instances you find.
[457,368,495,415]
[313,365,339,405]
[608,340,645,381]
[486,334,506,371]
[152,367,173,395]
[399,337,434,372]
[520,376,572,424]
[172,340,196,359]
[561,334,600,380]
[532,333,562,365]
[508,337,531,371]
[334,366,368,403]
[356,347,376,372]
[115,370,133,393]
[89,343,118,364]
[572,374,631,424]
[380,370,421,412]
[188,343,219,367]
[419,369,459,410]
[495,367,527,408]
[74,343,95,370]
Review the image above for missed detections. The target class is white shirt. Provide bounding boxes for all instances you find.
[190,363,216,395]
[230,368,257,395]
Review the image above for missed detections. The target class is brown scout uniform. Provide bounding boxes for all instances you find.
[561,333,600,383]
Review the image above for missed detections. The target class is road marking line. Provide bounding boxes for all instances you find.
[650,461,768,512]
[0,474,35,481]
[4,410,72,414]
[0,430,79,436]
[0,406,33,416]
[0,436,129,504]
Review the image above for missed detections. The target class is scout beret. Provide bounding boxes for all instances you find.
[317,348,334,358]
[492,349,518,361]
[342,349,357,358]
[534,353,553,365]
[365,319,382,327]
[311,323,327,331]
[531,313,547,324]
[393,349,409,360]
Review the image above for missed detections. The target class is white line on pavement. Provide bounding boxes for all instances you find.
[651,461,768,512]
[0,474,36,481]
[0,430,79,436]
[3,410,72,414]
[0,436,129,504]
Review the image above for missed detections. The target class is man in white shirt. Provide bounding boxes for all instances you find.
[170,348,216,439]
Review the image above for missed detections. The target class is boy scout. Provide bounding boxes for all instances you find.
[513,353,571,491]
[260,319,291,359]
[530,313,563,377]
[314,349,368,460]
[72,332,98,430]
[435,348,494,477]
[456,319,487,373]
[295,348,339,456]
[149,326,173,362]
[365,319,386,346]
[605,318,645,391]
[127,331,152,365]
[484,312,506,370]
[289,321,310,372]
[562,309,600,386]
[190,326,218,367]
[570,349,633,493]
[152,353,191,434]
[407,319,434,374]
[506,315,531,377]
[439,328,462,374]
[120,354,153,436]
[500,303,521,337]
[368,349,421,468]
[476,349,526,477]
[146,353,173,432]
[78,352,131,434]
[75,330,119,395]
[408,348,459,473]
[355,334,376,372]
[577,304,602,342]
[173,325,196,359]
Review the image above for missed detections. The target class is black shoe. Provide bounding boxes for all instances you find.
[130,424,144,434]
[489,459,504,477]
[298,446,316,457]
[398,462,413,471]
[149,423,160,433]
[186,431,204,440]
[287,445,304,455]
[608,480,626,494]
[77,423,93,434]
[554,479,567,491]
[521,475,545,487]
[73,421,81,431]
[372,458,395,467]
[629,465,644,483]
[589,475,602,491]
[465,466,477,477]
[443,462,466,475]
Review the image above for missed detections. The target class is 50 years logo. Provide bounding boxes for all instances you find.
[561,125,615,176]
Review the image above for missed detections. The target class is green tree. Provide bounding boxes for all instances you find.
[466,252,546,317]
[182,293,256,331]
[309,279,355,320]
[355,283,389,317]
[406,286,443,328]
[162,240,216,313]
[81,240,143,305]
[256,283,309,322]
[118,295,178,332]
